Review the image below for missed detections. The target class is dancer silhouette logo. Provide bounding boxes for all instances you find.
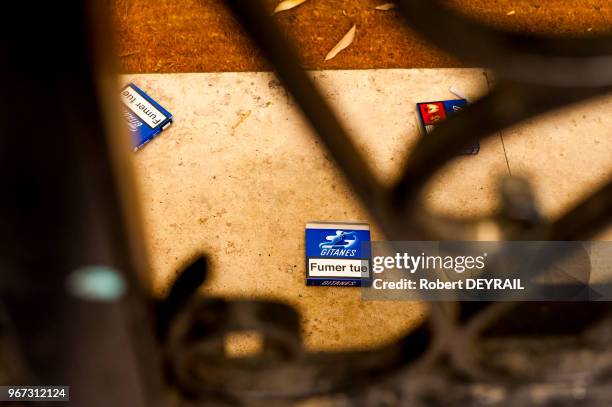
[319,230,358,249]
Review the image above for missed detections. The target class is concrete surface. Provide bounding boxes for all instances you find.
[502,96,612,233]
[121,69,611,350]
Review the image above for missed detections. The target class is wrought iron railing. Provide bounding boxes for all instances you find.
[162,1,612,405]
[1,1,611,406]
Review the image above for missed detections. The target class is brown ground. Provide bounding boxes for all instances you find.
[112,1,611,72]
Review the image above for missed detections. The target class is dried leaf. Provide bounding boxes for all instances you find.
[375,3,396,11]
[232,110,251,130]
[325,25,356,61]
[273,0,308,14]
[118,50,140,58]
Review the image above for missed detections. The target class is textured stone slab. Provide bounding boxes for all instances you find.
[120,69,609,350]
[501,95,612,239]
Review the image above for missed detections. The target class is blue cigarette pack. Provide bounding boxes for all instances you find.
[305,222,372,287]
[120,83,173,150]
[416,99,480,155]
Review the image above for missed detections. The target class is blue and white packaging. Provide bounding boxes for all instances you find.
[120,83,173,150]
[305,222,372,287]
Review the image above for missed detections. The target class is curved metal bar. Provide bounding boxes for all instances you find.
[393,81,611,212]
[167,296,434,402]
[181,0,612,404]
[392,81,611,240]
[223,0,393,236]
[548,181,612,240]
[395,0,612,87]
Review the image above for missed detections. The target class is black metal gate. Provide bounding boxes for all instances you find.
[1,1,611,405]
